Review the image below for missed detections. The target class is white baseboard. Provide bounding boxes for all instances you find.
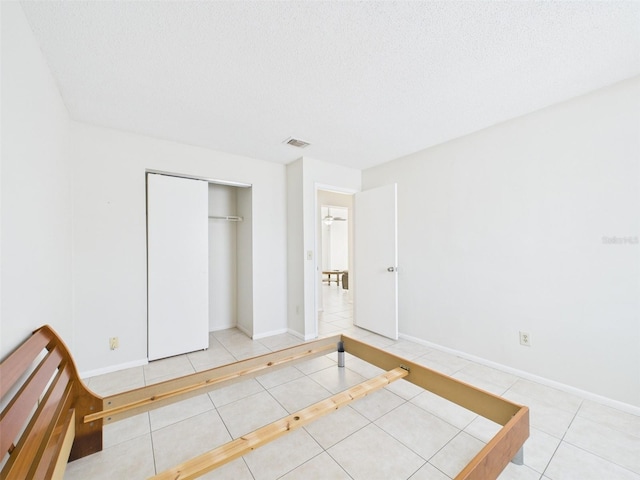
[235,323,252,337]
[286,328,318,341]
[303,331,318,341]
[287,329,305,340]
[80,357,148,380]
[210,323,237,332]
[399,333,640,416]
[252,327,289,340]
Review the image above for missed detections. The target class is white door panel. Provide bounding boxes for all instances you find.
[354,184,398,339]
[147,173,209,360]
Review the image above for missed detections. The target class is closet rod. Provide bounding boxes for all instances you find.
[209,215,244,222]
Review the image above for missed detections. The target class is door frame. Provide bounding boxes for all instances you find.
[146,168,252,188]
[314,184,358,337]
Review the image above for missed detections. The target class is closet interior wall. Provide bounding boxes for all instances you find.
[208,183,253,333]
[235,187,253,337]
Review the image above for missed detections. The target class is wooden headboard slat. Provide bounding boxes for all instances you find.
[0,329,53,398]
[0,346,64,456]
[29,378,76,480]
[1,364,72,479]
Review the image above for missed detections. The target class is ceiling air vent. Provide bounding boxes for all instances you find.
[283,137,311,149]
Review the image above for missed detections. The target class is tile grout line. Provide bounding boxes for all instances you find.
[539,398,584,479]
[148,411,159,476]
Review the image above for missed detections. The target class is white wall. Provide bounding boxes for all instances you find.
[289,157,361,339]
[286,159,305,336]
[286,158,360,338]
[363,77,640,408]
[71,122,287,374]
[1,3,73,357]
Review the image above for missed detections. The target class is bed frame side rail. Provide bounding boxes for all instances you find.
[341,335,530,480]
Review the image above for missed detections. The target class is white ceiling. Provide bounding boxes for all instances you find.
[20,1,640,170]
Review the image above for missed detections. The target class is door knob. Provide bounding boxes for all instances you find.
[387,267,397,272]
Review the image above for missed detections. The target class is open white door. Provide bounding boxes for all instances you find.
[147,173,209,360]
[354,184,398,339]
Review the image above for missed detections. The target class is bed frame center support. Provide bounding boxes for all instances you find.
[151,366,408,480]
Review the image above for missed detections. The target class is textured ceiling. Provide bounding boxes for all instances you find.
[20,1,640,170]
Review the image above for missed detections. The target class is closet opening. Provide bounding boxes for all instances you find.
[146,171,253,361]
[208,182,253,336]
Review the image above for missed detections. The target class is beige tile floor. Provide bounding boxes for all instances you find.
[65,285,640,479]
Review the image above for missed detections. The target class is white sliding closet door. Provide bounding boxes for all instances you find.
[147,173,209,361]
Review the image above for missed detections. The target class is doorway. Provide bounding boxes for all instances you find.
[316,189,354,333]
[313,183,399,341]
[320,205,349,276]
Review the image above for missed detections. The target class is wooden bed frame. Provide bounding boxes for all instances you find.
[1,325,529,480]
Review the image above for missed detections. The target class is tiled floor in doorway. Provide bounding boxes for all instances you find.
[66,285,640,479]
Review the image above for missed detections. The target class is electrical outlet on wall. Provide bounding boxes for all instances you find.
[109,337,119,350]
[519,331,531,347]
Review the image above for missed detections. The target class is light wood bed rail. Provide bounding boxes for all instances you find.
[1,326,529,480]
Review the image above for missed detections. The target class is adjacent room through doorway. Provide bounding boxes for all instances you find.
[316,189,353,333]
